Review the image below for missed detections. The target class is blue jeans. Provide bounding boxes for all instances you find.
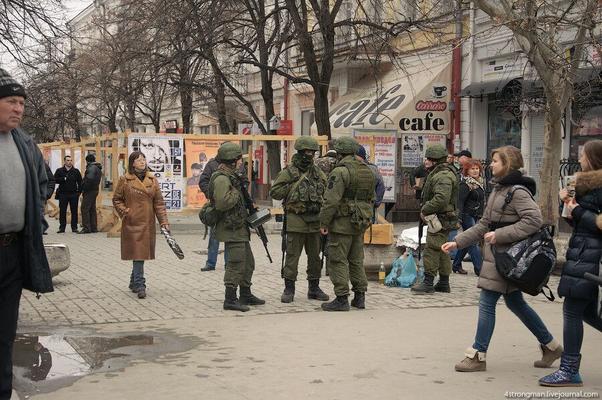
[562,297,602,357]
[130,260,145,289]
[206,227,227,268]
[447,229,458,259]
[453,215,483,274]
[473,289,554,352]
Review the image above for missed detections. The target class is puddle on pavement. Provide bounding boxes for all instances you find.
[12,331,202,398]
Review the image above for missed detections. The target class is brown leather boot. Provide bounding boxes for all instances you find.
[455,347,486,372]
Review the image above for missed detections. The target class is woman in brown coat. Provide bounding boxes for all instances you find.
[442,146,561,372]
[112,151,169,299]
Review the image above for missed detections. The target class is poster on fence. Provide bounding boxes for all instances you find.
[184,139,220,208]
[401,133,447,168]
[128,135,184,211]
[353,129,397,203]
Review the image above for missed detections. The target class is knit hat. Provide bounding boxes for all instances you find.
[0,68,26,99]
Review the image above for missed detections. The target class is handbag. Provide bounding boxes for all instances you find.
[492,185,556,300]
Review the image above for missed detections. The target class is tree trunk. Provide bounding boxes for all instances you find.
[537,107,563,226]
[180,86,193,134]
[213,69,231,133]
[108,115,118,133]
[313,83,331,139]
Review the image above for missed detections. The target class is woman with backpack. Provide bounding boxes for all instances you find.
[441,145,562,372]
[539,140,602,387]
[452,159,485,275]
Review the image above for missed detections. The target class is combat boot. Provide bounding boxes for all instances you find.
[411,273,435,294]
[321,295,350,312]
[223,286,250,312]
[350,291,365,309]
[281,279,295,303]
[455,347,486,372]
[307,279,329,301]
[434,275,451,293]
[539,354,583,387]
[239,286,265,306]
[534,339,563,368]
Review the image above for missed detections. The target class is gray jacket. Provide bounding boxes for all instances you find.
[455,170,542,294]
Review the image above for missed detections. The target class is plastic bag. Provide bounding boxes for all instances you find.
[385,251,418,288]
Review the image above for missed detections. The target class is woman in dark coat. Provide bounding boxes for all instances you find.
[442,146,561,372]
[113,151,169,299]
[540,140,602,387]
[452,159,485,275]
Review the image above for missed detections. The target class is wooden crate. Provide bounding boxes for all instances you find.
[364,223,394,245]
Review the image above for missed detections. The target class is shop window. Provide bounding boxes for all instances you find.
[487,94,522,154]
[570,104,602,159]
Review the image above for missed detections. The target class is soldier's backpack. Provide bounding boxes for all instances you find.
[492,185,557,300]
[198,173,223,237]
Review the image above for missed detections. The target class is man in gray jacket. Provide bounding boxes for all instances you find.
[0,68,53,400]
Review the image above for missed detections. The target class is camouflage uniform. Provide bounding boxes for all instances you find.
[411,144,459,295]
[319,137,376,311]
[209,142,265,311]
[270,137,329,303]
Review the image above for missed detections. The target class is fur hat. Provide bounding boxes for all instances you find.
[0,68,26,99]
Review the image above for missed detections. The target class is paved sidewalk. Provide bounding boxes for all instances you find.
[21,219,558,328]
[13,218,600,400]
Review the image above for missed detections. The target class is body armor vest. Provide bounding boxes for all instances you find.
[208,168,249,230]
[285,165,326,215]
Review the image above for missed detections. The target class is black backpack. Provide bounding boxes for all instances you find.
[493,185,557,301]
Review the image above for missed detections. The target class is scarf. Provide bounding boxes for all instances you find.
[464,175,483,191]
[292,153,313,172]
[134,168,147,181]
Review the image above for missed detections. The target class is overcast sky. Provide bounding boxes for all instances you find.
[64,0,92,20]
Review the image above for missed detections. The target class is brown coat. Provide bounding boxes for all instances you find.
[112,172,168,260]
[455,170,543,294]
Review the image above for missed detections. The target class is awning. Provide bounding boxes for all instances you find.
[312,60,452,137]
[460,77,521,97]
[523,67,602,92]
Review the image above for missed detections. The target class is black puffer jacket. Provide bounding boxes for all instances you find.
[557,169,602,300]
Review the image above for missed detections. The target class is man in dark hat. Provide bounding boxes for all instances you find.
[0,68,53,400]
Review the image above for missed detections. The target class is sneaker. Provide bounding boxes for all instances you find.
[201,265,216,272]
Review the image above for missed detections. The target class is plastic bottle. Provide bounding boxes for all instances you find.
[378,261,386,284]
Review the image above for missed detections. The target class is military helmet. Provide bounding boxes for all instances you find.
[217,142,243,162]
[333,136,359,155]
[425,144,448,161]
[294,136,320,151]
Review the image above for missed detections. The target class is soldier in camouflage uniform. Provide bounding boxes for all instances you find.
[319,137,376,311]
[270,136,330,303]
[209,142,265,312]
[411,144,459,295]
[315,140,338,175]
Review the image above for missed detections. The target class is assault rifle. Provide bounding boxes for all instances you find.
[281,213,287,277]
[240,181,273,263]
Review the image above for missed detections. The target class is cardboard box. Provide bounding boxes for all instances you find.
[364,223,394,245]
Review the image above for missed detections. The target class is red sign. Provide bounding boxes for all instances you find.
[415,100,447,112]
[277,120,293,135]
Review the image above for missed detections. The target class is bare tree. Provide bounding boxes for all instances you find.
[474,0,600,224]
[0,0,66,66]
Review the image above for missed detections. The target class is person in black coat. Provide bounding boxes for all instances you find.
[540,140,602,387]
[452,159,485,275]
[54,155,82,233]
[79,154,102,233]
